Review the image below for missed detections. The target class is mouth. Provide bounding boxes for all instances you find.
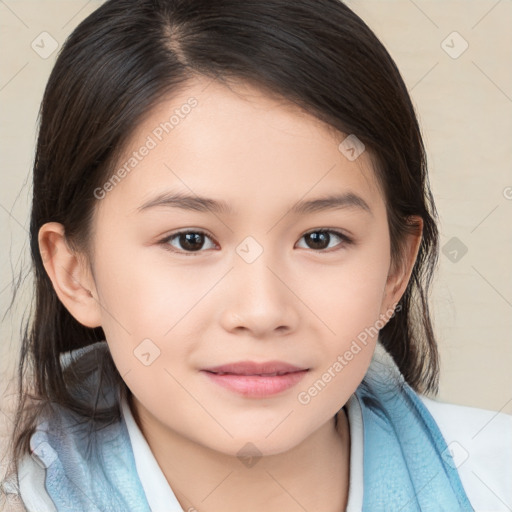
[201,361,309,397]
[210,371,297,376]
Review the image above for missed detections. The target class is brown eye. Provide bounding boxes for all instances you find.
[162,230,216,254]
[297,230,352,252]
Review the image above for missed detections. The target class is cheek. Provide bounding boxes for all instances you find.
[314,244,390,336]
[91,243,210,386]
[295,266,387,421]
[297,339,374,416]
[302,231,391,385]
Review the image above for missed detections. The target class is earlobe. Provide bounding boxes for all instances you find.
[38,222,102,328]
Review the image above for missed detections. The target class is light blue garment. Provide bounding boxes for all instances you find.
[28,341,474,511]
[355,354,474,511]
[30,342,151,512]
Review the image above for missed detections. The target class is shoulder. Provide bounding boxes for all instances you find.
[419,394,512,512]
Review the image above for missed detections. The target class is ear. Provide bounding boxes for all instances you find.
[380,216,423,318]
[38,222,102,328]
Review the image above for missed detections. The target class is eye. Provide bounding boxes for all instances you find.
[159,228,353,256]
[160,230,217,255]
[296,229,353,252]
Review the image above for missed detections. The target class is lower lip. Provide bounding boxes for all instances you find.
[201,370,308,397]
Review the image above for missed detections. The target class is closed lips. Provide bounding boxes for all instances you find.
[202,361,309,376]
[208,370,302,376]
[201,361,309,397]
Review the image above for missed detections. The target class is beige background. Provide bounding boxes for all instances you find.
[1,0,511,448]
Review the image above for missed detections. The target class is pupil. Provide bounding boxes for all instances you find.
[308,232,329,250]
[182,233,203,251]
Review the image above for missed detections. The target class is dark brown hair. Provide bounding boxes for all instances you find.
[6,0,440,473]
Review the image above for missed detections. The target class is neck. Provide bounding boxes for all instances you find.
[129,393,351,512]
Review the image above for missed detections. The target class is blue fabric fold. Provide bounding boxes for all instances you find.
[30,342,151,512]
[28,340,474,511]
[355,350,474,511]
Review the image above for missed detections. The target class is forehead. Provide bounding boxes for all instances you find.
[96,75,384,217]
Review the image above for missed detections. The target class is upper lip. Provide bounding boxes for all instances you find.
[202,361,308,376]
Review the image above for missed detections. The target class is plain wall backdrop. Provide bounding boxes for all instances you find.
[1,0,511,455]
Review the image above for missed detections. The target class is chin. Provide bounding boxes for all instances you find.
[204,430,304,460]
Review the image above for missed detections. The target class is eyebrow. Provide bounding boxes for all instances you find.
[136,191,372,216]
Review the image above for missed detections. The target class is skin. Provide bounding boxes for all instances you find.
[39,75,422,512]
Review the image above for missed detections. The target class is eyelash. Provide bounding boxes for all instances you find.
[159,229,354,257]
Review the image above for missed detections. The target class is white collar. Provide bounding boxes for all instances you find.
[120,392,364,511]
[121,395,185,511]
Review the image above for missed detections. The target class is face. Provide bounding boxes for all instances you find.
[77,77,404,456]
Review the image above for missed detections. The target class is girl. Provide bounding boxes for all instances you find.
[1,0,510,510]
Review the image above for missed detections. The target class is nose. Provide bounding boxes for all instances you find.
[218,252,300,339]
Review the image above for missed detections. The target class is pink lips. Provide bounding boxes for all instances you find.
[201,361,309,398]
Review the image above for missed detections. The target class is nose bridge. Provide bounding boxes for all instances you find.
[220,235,299,335]
[234,234,284,301]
